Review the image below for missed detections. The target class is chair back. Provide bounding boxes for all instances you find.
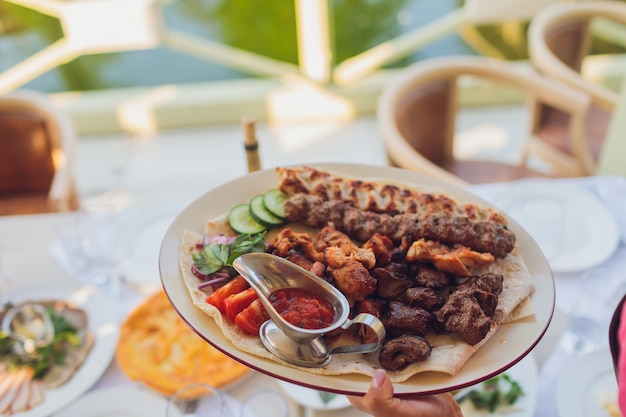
[377,55,591,185]
[528,1,626,175]
[0,90,79,215]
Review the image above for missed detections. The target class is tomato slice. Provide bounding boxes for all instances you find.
[205,275,249,313]
[223,287,259,322]
[234,299,270,335]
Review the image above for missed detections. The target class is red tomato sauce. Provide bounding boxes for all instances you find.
[268,288,335,330]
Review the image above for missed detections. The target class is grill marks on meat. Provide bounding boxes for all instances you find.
[276,166,508,224]
[284,194,515,258]
[434,274,504,345]
[384,301,432,338]
[267,223,506,367]
[269,167,520,373]
[406,238,495,277]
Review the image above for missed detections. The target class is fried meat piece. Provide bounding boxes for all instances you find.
[371,262,413,300]
[433,273,504,345]
[361,233,395,267]
[404,287,445,310]
[325,247,376,305]
[267,228,324,263]
[434,289,492,345]
[409,264,450,289]
[309,261,326,278]
[383,301,432,337]
[464,273,504,295]
[379,334,432,371]
[283,194,515,258]
[316,225,376,269]
[406,238,495,277]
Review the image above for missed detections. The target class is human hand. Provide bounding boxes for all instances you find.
[348,369,463,417]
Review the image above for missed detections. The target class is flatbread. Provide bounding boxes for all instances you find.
[178,167,536,383]
[116,290,251,395]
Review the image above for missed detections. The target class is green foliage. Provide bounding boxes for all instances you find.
[467,373,524,413]
[192,232,266,276]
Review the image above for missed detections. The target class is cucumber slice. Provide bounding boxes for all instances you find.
[262,188,288,219]
[228,204,266,234]
[249,194,285,227]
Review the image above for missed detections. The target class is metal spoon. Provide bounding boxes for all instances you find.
[233,252,386,367]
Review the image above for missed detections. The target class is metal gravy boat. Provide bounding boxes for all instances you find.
[233,252,386,367]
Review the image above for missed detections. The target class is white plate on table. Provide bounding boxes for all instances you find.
[557,348,618,417]
[53,385,252,417]
[51,385,168,417]
[488,180,619,273]
[159,163,555,397]
[6,280,119,417]
[117,201,184,287]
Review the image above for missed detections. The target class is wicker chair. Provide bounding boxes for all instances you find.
[0,90,80,215]
[377,55,591,186]
[528,0,626,176]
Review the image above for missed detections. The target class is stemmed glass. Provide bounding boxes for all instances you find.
[560,267,626,354]
[166,384,290,417]
[166,384,233,417]
[239,389,289,417]
[58,201,124,296]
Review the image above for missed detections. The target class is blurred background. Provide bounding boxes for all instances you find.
[1,0,624,136]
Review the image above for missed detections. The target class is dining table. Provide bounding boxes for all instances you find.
[1,155,625,417]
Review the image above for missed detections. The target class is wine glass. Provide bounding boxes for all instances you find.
[560,267,626,354]
[166,384,233,417]
[57,201,124,295]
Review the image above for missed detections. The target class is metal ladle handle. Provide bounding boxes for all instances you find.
[329,313,386,355]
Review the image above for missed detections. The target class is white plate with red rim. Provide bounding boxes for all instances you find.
[159,163,555,397]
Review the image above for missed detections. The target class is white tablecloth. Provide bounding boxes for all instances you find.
[2,175,625,417]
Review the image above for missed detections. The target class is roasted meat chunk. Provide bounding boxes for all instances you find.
[267,228,324,263]
[404,287,445,310]
[325,247,376,305]
[379,334,432,371]
[383,301,432,337]
[409,264,450,289]
[433,273,504,345]
[362,233,395,267]
[406,238,495,277]
[466,273,504,295]
[434,289,492,345]
[316,225,376,269]
[309,261,326,278]
[372,262,412,300]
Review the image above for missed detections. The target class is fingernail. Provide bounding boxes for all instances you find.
[372,369,386,388]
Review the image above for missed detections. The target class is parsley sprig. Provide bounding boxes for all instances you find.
[192,232,266,278]
[466,373,524,413]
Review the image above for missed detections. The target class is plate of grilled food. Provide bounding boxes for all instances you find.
[159,163,554,397]
[0,280,118,416]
